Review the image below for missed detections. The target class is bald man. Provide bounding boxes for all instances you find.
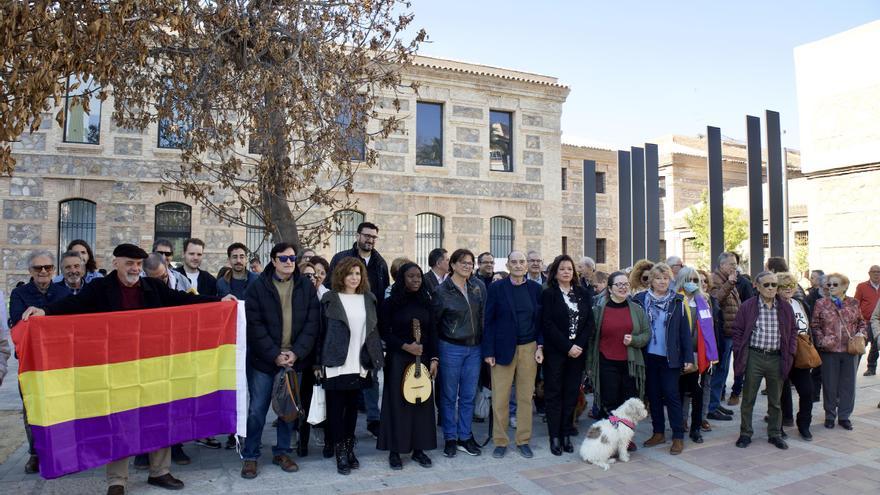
[855,265,880,376]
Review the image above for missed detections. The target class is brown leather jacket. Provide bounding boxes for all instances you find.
[711,270,741,336]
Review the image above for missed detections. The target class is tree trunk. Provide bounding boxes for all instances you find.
[264,89,302,253]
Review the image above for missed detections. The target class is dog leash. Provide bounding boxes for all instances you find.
[608,415,635,430]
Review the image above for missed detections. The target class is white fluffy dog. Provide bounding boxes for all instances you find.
[579,398,648,470]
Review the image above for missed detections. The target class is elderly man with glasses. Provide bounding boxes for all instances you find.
[732,271,798,450]
[854,265,880,376]
[708,252,743,419]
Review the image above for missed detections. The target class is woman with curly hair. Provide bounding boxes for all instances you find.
[629,259,654,295]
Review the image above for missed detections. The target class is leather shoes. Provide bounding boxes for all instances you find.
[389,452,403,470]
[492,446,507,458]
[516,444,534,459]
[707,411,733,421]
[171,444,190,465]
[562,436,574,453]
[272,454,299,472]
[689,431,704,444]
[550,438,562,456]
[824,419,835,429]
[412,450,432,468]
[643,432,666,447]
[735,435,751,448]
[24,455,39,474]
[838,419,853,430]
[717,406,734,415]
[701,420,712,432]
[799,427,813,441]
[768,437,789,450]
[780,430,788,440]
[147,473,184,490]
[241,460,258,479]
[727,394,740,406]
[107,486,125,495]
[670,439,684,455]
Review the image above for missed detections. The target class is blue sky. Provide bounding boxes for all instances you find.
[408,1,879,150]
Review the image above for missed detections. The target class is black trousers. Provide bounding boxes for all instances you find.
[297,369,317,443]
[326,389,359,445]
[868,327,879,371]
[781,367,814,428]
[598,355,638,418]
[678,372,702,435]
[543,352,585,438]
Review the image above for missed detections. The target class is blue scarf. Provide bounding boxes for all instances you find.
[645,290,674,346]
[831,296,844,309]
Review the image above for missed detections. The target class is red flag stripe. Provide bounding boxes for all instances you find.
[13,301,237,373]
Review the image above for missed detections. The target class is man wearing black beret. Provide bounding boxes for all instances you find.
[20,243,237,495]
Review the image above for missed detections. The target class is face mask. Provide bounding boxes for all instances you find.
[683,282,699,294]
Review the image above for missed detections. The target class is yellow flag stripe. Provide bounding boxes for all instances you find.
[20,344,237,427]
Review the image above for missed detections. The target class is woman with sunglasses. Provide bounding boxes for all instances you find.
[633,263,694,455]
[673,267,719,444]
[811,272,866,431]
[541,255,595,455]
[776,272,815,440]
[629,259,654,294]
[587,271,651,451]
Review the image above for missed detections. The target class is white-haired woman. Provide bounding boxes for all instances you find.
[674,267,719,443]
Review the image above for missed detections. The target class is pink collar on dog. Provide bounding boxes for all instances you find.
[609,415,635,430]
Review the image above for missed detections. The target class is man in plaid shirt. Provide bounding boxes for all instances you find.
[731,271,798,450]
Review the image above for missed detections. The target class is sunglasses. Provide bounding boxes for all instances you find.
[826,283,840,288]
[30,264,55,272]
[687,278,700,283]
[276,255,297,263]
[761,282,778,288]
[303,273,315,279]
[156,250,173,257]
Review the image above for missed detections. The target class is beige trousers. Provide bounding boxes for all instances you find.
[106,447,171,488]
[490,342,538,447]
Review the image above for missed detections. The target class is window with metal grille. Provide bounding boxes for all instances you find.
[63,76,101,144]
[489,216,514,258]
[596,172,606,193]
[154,202,192,263]
[246,209,272,265]
[795,231,809,246]
[335,210,365,252]
[58,199,97,262]
[596,238,607,264]
[762,233,769,249]
[415,213,444,269]
[416,102,443,166]
[489,110,513,172]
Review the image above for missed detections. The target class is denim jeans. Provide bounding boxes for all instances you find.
[709,336,733,413]
[438,340,482,441]
[363,372,381,422]
[241,367,295,460]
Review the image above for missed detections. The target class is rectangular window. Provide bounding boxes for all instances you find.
[337,98,366,162]
[561,168,568,191]
[416,102,443,166]
[63,76,101,144]
[795,231,809,246]
[596,238,607,264]
[762,233,769,249]
[596,172,606,193]
[658,176,666,198]
[157,80,192,149]
[489,110,513,172]
[562,236,568,255]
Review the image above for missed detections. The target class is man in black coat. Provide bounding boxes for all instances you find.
[327,221,388,437]
[21,244,233,495]
[174,238,218,296]
[240,242,320,480]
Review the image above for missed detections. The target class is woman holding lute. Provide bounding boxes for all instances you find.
[377,262,438,470]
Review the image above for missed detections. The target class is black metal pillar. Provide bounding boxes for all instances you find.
[617,151,632,269]
[631,146,646,261]
[645,143,660,262]
[766,110,785,258]
[746,115,764,278]
[707,126,724,271]
[583,159,597,259]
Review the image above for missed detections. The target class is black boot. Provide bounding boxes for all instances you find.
[562,436,574,453]
[550,437,562,456]
[297,423,310,457]
[345,437,360,469]
[334,442,350,475]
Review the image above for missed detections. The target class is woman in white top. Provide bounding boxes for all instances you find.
[316,257,383,475]
[777,272,815,441]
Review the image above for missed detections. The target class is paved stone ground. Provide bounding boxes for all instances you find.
[3,354,880,494]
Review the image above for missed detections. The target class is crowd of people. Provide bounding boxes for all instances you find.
[1,223,879,495]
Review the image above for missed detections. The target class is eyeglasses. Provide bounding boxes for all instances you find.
[779,284,796,290]
[761,282,778,288]
[687,278,700,283]
[826,282,840,288]
[30,265,55,272]
[276,255,297,263]
[359,233,379,240]
[612,282,630,289]
[156,251,173,257]
[457,261,475,267]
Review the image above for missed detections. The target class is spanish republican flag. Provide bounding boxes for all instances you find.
[12,301,248,479]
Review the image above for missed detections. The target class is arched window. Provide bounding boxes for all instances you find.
[58,199,96,262]
[489,216,514,258]
[154,202,192,263]
[415,213,444,269]
[246,209,272,266]
[334,209,365,252]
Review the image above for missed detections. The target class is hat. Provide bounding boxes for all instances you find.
[112,243,149,259]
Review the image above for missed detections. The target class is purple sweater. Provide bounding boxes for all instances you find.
[732,295,798,378]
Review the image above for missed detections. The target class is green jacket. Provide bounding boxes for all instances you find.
[588,297,651,403]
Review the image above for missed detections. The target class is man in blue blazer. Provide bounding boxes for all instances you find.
[482,250,544,459]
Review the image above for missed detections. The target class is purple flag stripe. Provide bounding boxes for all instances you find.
[30,389,236,479]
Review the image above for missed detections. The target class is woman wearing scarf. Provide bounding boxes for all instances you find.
[633,263,695,455]
[811,272,866,431]
[697,269,726,432]
[674,267,718,444]
[377,262,438,470]
[777,272,815,440]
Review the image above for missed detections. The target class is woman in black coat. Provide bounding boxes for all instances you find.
[541,255,595,456]
[377,262,438,469]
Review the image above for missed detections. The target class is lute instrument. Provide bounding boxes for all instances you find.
[402,319,433,404]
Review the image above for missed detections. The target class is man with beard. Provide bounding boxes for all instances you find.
[174,238,217,296]
[328,222,389,438]
[20,244,236,495]
[218,243,259,299]
[56,251,85,295]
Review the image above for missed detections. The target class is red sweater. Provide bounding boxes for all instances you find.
[854,281,880,322]
[600,304,632,361]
